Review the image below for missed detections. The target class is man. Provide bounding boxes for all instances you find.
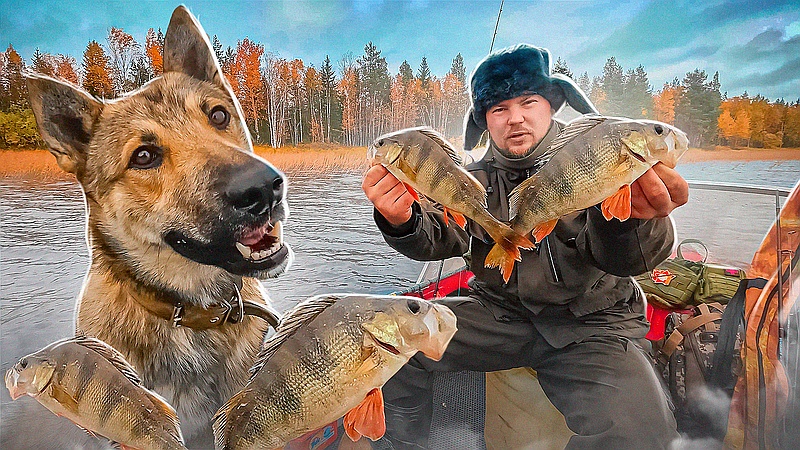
[362,44,688,449]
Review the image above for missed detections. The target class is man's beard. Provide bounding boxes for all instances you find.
[492,140,536,159]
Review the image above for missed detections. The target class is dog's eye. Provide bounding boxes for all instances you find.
[209,106,230,129]
[129,145,163,170]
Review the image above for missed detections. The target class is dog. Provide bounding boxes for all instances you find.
[26,6,291,446]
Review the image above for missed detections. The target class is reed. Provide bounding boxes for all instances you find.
[0,146,370,181]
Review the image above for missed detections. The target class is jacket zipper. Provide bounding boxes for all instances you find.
[544,237,561,283]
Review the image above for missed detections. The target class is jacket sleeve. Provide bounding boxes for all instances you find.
[374,202,471,261]
[575,206,675,277]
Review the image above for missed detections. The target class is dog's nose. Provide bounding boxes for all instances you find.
[224,158,286,217]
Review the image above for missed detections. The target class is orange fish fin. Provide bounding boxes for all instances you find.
[402,183,420,202]
[484,243,516,283]
[440,207,450,227]
[343,388,386,442]
[532,219,558,243]
[600,185,632,221]
[449,211,468,229]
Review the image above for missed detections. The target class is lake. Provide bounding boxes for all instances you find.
[1,159,798,448]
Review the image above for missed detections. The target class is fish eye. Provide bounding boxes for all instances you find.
[654,124,664,135]
[209,105,230,130]
[129,145,163,170]
[19,358,27,369]
[407,299,421,314]
[378,139,385,147]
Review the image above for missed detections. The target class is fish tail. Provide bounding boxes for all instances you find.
[483,225,534,283]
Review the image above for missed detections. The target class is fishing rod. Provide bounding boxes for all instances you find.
[490,0,504,52]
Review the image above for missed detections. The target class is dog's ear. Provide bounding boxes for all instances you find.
[26,74,103,177]
[163,6,228,91]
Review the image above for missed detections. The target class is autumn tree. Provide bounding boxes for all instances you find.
[53,54,79,84]
[106,27,140,93]
[228,39,264,141]
[337,53,360,146]
[1,45,28,110]
[653,80,680,124]
[718,97,751,147]
[82,40,114,98]
[145,28,164,77]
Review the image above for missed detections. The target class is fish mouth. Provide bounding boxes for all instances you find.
[5,368,22,400]
[364,329,401,356]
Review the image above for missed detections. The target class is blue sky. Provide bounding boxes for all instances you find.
[2,0,799,100]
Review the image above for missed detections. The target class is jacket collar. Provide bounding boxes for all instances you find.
[488,120,560,172]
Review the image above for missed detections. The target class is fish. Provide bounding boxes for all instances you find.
[484,115,690,281]
[369,126,534,264]
[5,336,186,450]
[212,294,457,450]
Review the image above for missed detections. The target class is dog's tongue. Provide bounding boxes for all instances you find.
[239,224,269,246]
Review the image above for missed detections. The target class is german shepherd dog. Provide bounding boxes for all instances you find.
[26,6,291,446]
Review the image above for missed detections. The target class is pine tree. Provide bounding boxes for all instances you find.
[145,28,163,76]
[212,35,224,63]
[599,56,624,115]
[358,42,391,144]
[319,55,340,142]
[675,69,722,147]
[577,72,591,95]
[399,60,414,85]
[553,57,573,79]
[621,65,653,118]
[31,48,55,76]
[417,57,431,91]
[450,53,466,86]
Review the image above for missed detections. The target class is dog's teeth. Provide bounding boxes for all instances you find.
[236,242,252,259]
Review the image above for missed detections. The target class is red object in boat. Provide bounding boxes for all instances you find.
[402,270,474,300]
[409,268,677,341]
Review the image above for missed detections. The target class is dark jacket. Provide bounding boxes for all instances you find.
[374,120,675,347]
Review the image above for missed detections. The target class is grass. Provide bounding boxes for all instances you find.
[1,145,797,182]
[0,145,370,181]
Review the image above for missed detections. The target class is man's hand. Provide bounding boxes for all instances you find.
[630,163,689,219]
[362,165,415,226]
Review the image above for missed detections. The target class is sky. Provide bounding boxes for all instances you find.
[2,0,799,101]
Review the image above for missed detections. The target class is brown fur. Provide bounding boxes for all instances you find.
[25,6,291,446]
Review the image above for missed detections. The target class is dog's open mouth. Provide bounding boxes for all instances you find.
[235,221,283,262]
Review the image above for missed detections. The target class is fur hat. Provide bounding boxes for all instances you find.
[464,44,598,150]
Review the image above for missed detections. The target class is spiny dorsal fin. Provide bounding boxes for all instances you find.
[249,294,343,378]
[68,335,142,386]
[540,115,608,163]
[415,127,463,166]
[142,389,184,444]
[508,174,540,219]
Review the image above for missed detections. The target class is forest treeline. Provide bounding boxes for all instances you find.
[1,27,799,149]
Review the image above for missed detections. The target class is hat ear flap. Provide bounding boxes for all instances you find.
[551,74,598,115]
[463,107,486,151]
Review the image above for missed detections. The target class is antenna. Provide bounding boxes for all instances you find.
[490,0,505,53]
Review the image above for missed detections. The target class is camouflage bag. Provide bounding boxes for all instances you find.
[653,301,744,438]
[635,239,706,309]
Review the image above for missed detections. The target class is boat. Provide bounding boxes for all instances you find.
[384,180,799,449]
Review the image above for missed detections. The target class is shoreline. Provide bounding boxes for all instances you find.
[0,146,797,182]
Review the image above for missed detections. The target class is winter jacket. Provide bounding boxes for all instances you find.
[374,120,676,347]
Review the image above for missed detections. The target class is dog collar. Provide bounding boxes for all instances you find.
[137,278,281,330]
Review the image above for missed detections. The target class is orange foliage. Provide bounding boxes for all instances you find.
[653,84,677,124]
[81,41,114,98]
[145,28,163,76]
[54,55,79,84]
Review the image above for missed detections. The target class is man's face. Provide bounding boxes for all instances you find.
[485,94,553,156]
